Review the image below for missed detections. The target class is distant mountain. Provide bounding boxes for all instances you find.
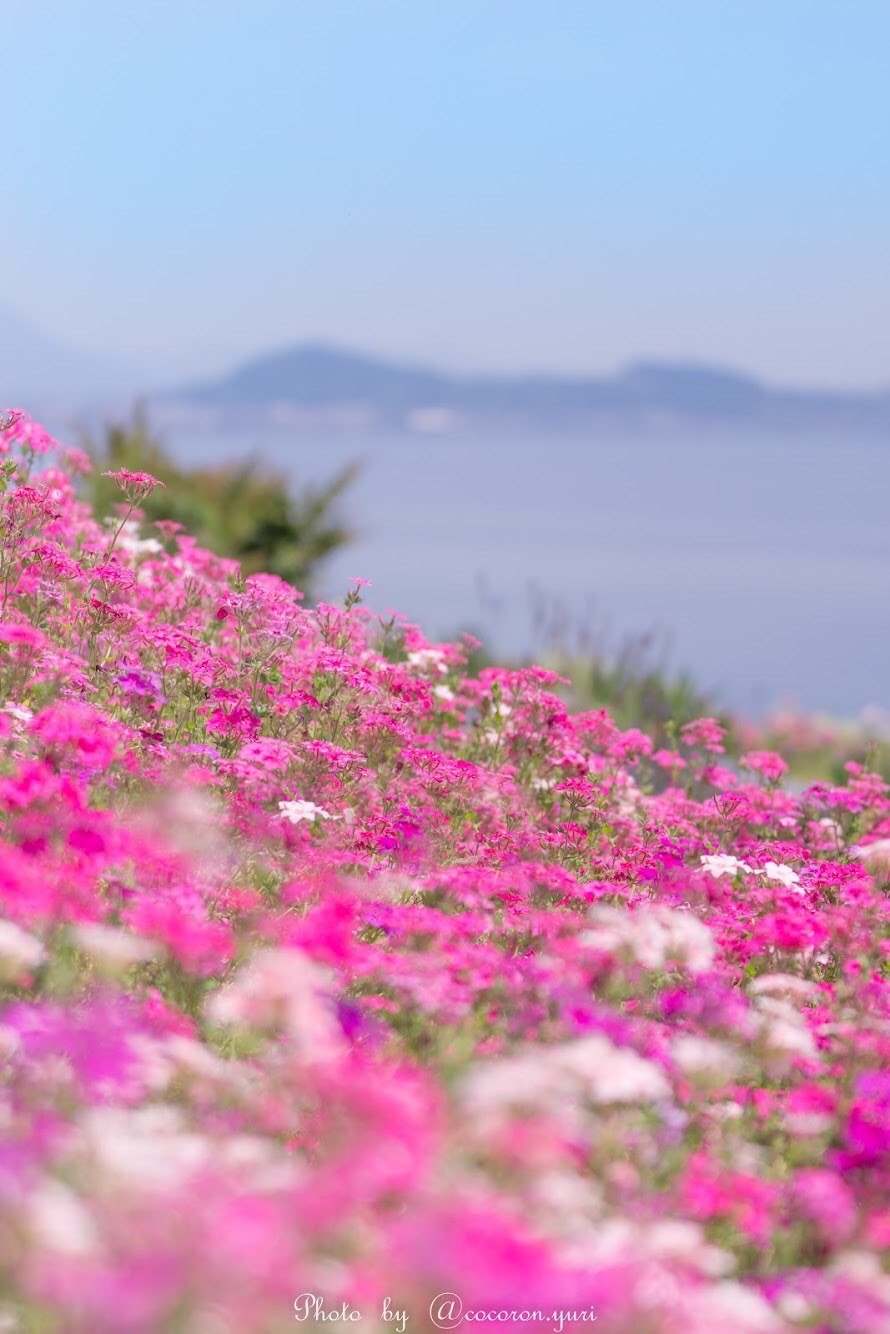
[161,343,890,437]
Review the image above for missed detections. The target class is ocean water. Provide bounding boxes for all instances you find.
[160,424,890,720]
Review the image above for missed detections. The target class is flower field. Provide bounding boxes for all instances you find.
[0,410,890,1332]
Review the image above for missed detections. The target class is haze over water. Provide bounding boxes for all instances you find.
[160,422,889,721]
[5,3,889,723]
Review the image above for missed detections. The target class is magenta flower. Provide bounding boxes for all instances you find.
[101,468,166,500]
[0,408,884,1329]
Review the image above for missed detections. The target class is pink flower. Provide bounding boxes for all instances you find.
[0,406,887,1327]
[102,469,165,500]
[0,408,25,431]
[680,716,726,753]
[792,1168,857,1243]
[741,750,789,782]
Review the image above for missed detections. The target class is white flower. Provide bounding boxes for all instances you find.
[551,1034,672,1104]
[528,1169,604,1225]
[642,1219,735,1277]
[72,922,157,970]
[818,817,843,838]
[432,684,455,702]
[163,1034,227,1081]
[613,773,643,819]
[406,648,447,676]
[126,1034,175,1093]
[672,1034,740,1079]
[700,853,752,879]
[79,1105,210,1191]
[784,1105,833,1138]
[679,1281,784,1332]
[759,860,801,889]
[777,1292,813,1324]
[582,904,716,974]
[827,1250,890,1304]
[3,702,33,724]
[749,973,818,1001]
[206,948,344,1063]
[854,839,890,870]
[27,1178,97,1255]
[754,995,818,1062]
[115,518,163,557]
[0,920,44,979]
[461,1032,672,1141]
[711,1100,744,1121]
[277,800,338,824]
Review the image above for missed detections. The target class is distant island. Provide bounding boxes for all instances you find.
[4,292,887,436]
[158,343,890,437]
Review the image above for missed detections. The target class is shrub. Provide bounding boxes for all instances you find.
[82,406,357,595]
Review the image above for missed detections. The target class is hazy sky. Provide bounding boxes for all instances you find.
[2,0,889,387]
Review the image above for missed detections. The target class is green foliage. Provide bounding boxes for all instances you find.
[524,589,724,751]
[575,636,720,745]
[82,407,358,596]
[432,626,495,678]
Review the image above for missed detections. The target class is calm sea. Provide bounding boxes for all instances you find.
[160,424,890,721]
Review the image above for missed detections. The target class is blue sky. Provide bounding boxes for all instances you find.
[2,0,889,386]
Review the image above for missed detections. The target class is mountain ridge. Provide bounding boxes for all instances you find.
[162,343,890,436]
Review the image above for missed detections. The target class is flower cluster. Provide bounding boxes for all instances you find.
[0,409,889,1330]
